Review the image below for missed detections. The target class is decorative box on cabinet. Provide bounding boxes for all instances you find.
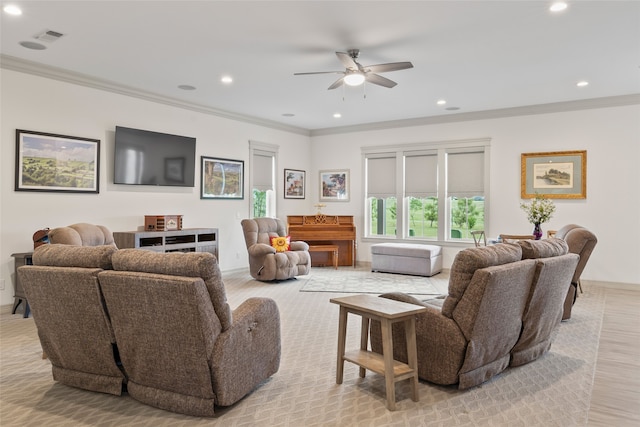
[113,228,218,259]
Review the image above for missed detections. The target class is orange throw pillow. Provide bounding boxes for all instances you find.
[271,236,291,252]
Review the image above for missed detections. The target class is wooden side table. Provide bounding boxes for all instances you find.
[11,252,33,318]
[330,294,427,410]
[308,245,339,269]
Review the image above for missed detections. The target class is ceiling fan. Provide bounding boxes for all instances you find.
[294,49,413,90]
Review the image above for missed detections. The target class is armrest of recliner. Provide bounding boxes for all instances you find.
[289,240,309,251]
[210,297,281,407]
[372,292,467,386]
[248,243,276,257]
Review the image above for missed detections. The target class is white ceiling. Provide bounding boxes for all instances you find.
[2,1,639,133]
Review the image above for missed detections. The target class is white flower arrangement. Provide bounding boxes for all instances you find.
[520,193,556,225]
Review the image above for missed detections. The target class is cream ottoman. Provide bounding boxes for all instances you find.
[371,243,442,277]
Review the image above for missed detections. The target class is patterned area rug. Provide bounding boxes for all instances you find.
[299,267,448,296]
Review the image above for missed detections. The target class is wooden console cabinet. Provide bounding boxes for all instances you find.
[113,228,218,259]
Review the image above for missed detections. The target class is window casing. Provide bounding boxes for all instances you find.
[363,139,489,242]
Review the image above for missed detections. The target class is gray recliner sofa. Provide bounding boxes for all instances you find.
[19,245,281,417]
[370,239,578,389]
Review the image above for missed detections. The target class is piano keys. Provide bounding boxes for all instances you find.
[287,214,356,267]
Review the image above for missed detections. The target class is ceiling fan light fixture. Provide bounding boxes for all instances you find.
[344,72,365,86]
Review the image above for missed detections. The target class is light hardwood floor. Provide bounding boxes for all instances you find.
[587,282,640,426]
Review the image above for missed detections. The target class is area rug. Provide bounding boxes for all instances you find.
[299,267,448,296]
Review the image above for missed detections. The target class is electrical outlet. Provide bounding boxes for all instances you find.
[0,279,5,291]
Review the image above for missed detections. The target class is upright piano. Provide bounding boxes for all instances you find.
[287,214,356,267]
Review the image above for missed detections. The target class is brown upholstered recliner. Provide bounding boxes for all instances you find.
[48,223,117,247]
[99,250,281,416]
[18,244,126,395]
[555,224,598,320]
[241,217,311,281]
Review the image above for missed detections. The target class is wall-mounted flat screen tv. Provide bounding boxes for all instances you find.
[114,126,196,187]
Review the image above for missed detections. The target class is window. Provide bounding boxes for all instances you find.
[366,153,396,237]
[362,139,489,242]
[250,141,278,218]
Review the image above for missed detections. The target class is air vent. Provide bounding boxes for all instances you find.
[34,29,65,43]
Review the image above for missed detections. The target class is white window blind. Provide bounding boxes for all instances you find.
[366,154,396,198]
[447,151,484,197]
[253,150,274,191]
[405,151,438,197]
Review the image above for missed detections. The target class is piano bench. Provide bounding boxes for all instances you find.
[371,243,442,277]
[308,245,339,269]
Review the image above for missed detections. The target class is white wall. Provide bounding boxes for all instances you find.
[2,69,639,308]
[0,70,313,306]
[310,104,640,286]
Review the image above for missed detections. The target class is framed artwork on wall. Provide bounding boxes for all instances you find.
[201,156,244,199]
[319,169,349,202]
[284,169,305,199]
[521,150,587,199]
[15,129,100,193]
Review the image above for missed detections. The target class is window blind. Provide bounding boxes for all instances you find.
[253,151,274,191]
[447,151,484,197]
[366,154,396,198]
[405,152,437,197]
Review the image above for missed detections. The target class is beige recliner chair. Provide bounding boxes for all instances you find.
[48,223,117,247]
[241,217,311,281]
[555,224,598,320]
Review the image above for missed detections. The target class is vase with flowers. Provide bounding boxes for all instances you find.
[520,193,556,240]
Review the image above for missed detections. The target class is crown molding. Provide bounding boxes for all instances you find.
[309,93,640,137]
[3,54,638,139]
[0,54,311,137]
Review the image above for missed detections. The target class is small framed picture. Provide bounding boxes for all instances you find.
[521,150,587,199]
[284,169,305,199]
[15,129,100,193]
[201,156,244,199]
[319,169,349,202]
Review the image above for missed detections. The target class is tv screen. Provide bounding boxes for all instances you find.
[114,126,196,187]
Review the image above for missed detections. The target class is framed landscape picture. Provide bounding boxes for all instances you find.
[521,150,586,199]
[201,156,244,199]
[15,129,100,193]
[319,169,349,202]
[284,168,305,199]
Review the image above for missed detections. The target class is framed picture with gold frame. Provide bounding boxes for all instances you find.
[521,150,586,199]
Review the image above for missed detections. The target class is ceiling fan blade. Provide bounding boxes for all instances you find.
[328,77,344,90]
[294,71,344,75]
[366,73,397,88]
[365,62,414,73]
[336,51,358,70]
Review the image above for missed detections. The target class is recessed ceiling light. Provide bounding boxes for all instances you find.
[445,107,460,111]
[550,2,568,12]
[3,5,22,15]
[282,113,295,117]
[576,81,589,87]
[333,113,342,118]
[178,84,196,90]
[437,99,447,106]
[221,76,233,84]
[19,41,46,50]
